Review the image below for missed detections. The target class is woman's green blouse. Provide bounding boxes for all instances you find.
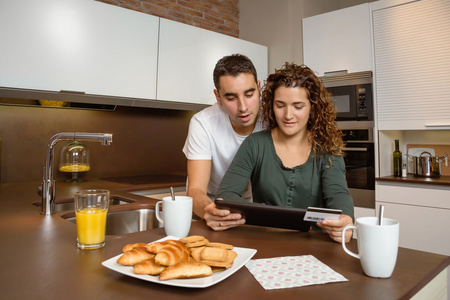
[217,130,354,221]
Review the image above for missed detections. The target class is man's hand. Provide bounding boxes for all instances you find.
[203,200,245,231]
[316,214,353,243]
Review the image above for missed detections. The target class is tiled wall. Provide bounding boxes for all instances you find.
[97,0,239,37]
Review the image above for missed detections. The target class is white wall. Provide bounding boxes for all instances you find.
[239,0,376,73]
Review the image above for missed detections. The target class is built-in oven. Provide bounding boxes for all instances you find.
[321,71,373,122]
[322,71,375,208]
[341,125,375,209]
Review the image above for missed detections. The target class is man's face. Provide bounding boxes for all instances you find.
[214,73,261,136]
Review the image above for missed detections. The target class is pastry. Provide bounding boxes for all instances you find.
[154,243,190,266]
[185,239,209,248]
[189,246,204,262]
[200,247,228,262]
[133,258,166,275]
[146,240,185,254]
[199,259,232,268]
[211,266,227,273]
[159,261,213,281]
[198,249,237,268]
[226,250,238,263]
[179,235,205,244]
[122,243,148,252]
[206,242,234,250]
[116,248,155,266]
[180,235,209,248]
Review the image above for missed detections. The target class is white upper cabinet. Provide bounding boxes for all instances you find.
[302,3,372,76]
[157,18,268,105]
[372,0,450,130]
[0,0,159,99]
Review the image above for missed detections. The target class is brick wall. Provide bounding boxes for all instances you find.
[97,0,239,37]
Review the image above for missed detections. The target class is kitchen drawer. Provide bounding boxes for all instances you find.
[376,201,450,256]
[376,182,450,209]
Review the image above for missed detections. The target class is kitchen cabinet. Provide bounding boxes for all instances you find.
[157,18,268,105]
[302,3,372,77]
[354,207,375,219]
[372,0,450,130]
[0,0,159,101]
[375,181,450,256]
[0,0,268,110]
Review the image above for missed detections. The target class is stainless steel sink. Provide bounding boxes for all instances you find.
[33,196,133,213]
[64,209,162,235]
[130,186,186,200]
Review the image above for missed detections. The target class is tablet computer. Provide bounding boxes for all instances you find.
[214,200,311,232]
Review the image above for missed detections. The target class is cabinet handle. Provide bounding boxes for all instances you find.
[59,90,86,94]
[343,147,368,152]
[425,123,450,128]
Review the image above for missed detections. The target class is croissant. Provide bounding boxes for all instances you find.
[133,258,166,275]
[146,240,185,254]
[145,242,166,254]
[154,243,190,266]
[123,243,148,252]
[116,248,155,266]
[159,261,213,281]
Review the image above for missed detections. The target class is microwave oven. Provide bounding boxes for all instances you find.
[321,71,373,121]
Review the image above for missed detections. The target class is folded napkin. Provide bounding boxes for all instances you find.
[245,255,348,290]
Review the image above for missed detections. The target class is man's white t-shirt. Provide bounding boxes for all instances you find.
[182,103,263,200]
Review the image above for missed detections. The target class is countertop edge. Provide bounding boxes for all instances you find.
[376,175,450,187]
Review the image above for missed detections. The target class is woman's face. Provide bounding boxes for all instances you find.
[273,86,311,137]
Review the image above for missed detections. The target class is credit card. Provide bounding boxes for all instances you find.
[303,207,342,222]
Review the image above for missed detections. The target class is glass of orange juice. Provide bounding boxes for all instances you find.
[74,189,109,249]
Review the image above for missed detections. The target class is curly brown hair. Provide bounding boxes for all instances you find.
[261,63,344,156]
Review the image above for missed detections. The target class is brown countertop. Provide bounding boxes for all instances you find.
[0,179,449,299]
[376,174,450,187]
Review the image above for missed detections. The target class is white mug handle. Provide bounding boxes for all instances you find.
[342,225,360,259]
[155,201,164,224]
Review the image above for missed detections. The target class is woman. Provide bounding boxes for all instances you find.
[215,63,354,243]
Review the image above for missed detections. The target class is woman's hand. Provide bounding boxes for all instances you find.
[316,214,353,243]
[203,199,246,231]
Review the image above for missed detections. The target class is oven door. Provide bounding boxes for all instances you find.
[343,142,375,208]
[328,86,357,120]
[343,142,375,190]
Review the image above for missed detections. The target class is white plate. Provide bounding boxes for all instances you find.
[101,236,257,288]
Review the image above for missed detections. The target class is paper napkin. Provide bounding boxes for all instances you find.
[245,255,348,290]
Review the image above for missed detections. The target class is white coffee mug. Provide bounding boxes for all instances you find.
[342,217,399,278]
[155,196,193,238]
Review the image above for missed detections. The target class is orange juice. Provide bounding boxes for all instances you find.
[76,207,107,247]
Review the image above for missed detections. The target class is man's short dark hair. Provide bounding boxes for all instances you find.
[213,54,258,91]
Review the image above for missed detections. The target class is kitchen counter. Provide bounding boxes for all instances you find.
[376,174,450,187]
[0,179,449,300]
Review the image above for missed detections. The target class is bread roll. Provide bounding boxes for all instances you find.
[116,248,155,266]
[159,261,213,281]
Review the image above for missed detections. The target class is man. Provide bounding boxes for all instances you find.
[182,54,263,231]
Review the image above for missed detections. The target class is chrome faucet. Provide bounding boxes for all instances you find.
[41,132,113,215]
